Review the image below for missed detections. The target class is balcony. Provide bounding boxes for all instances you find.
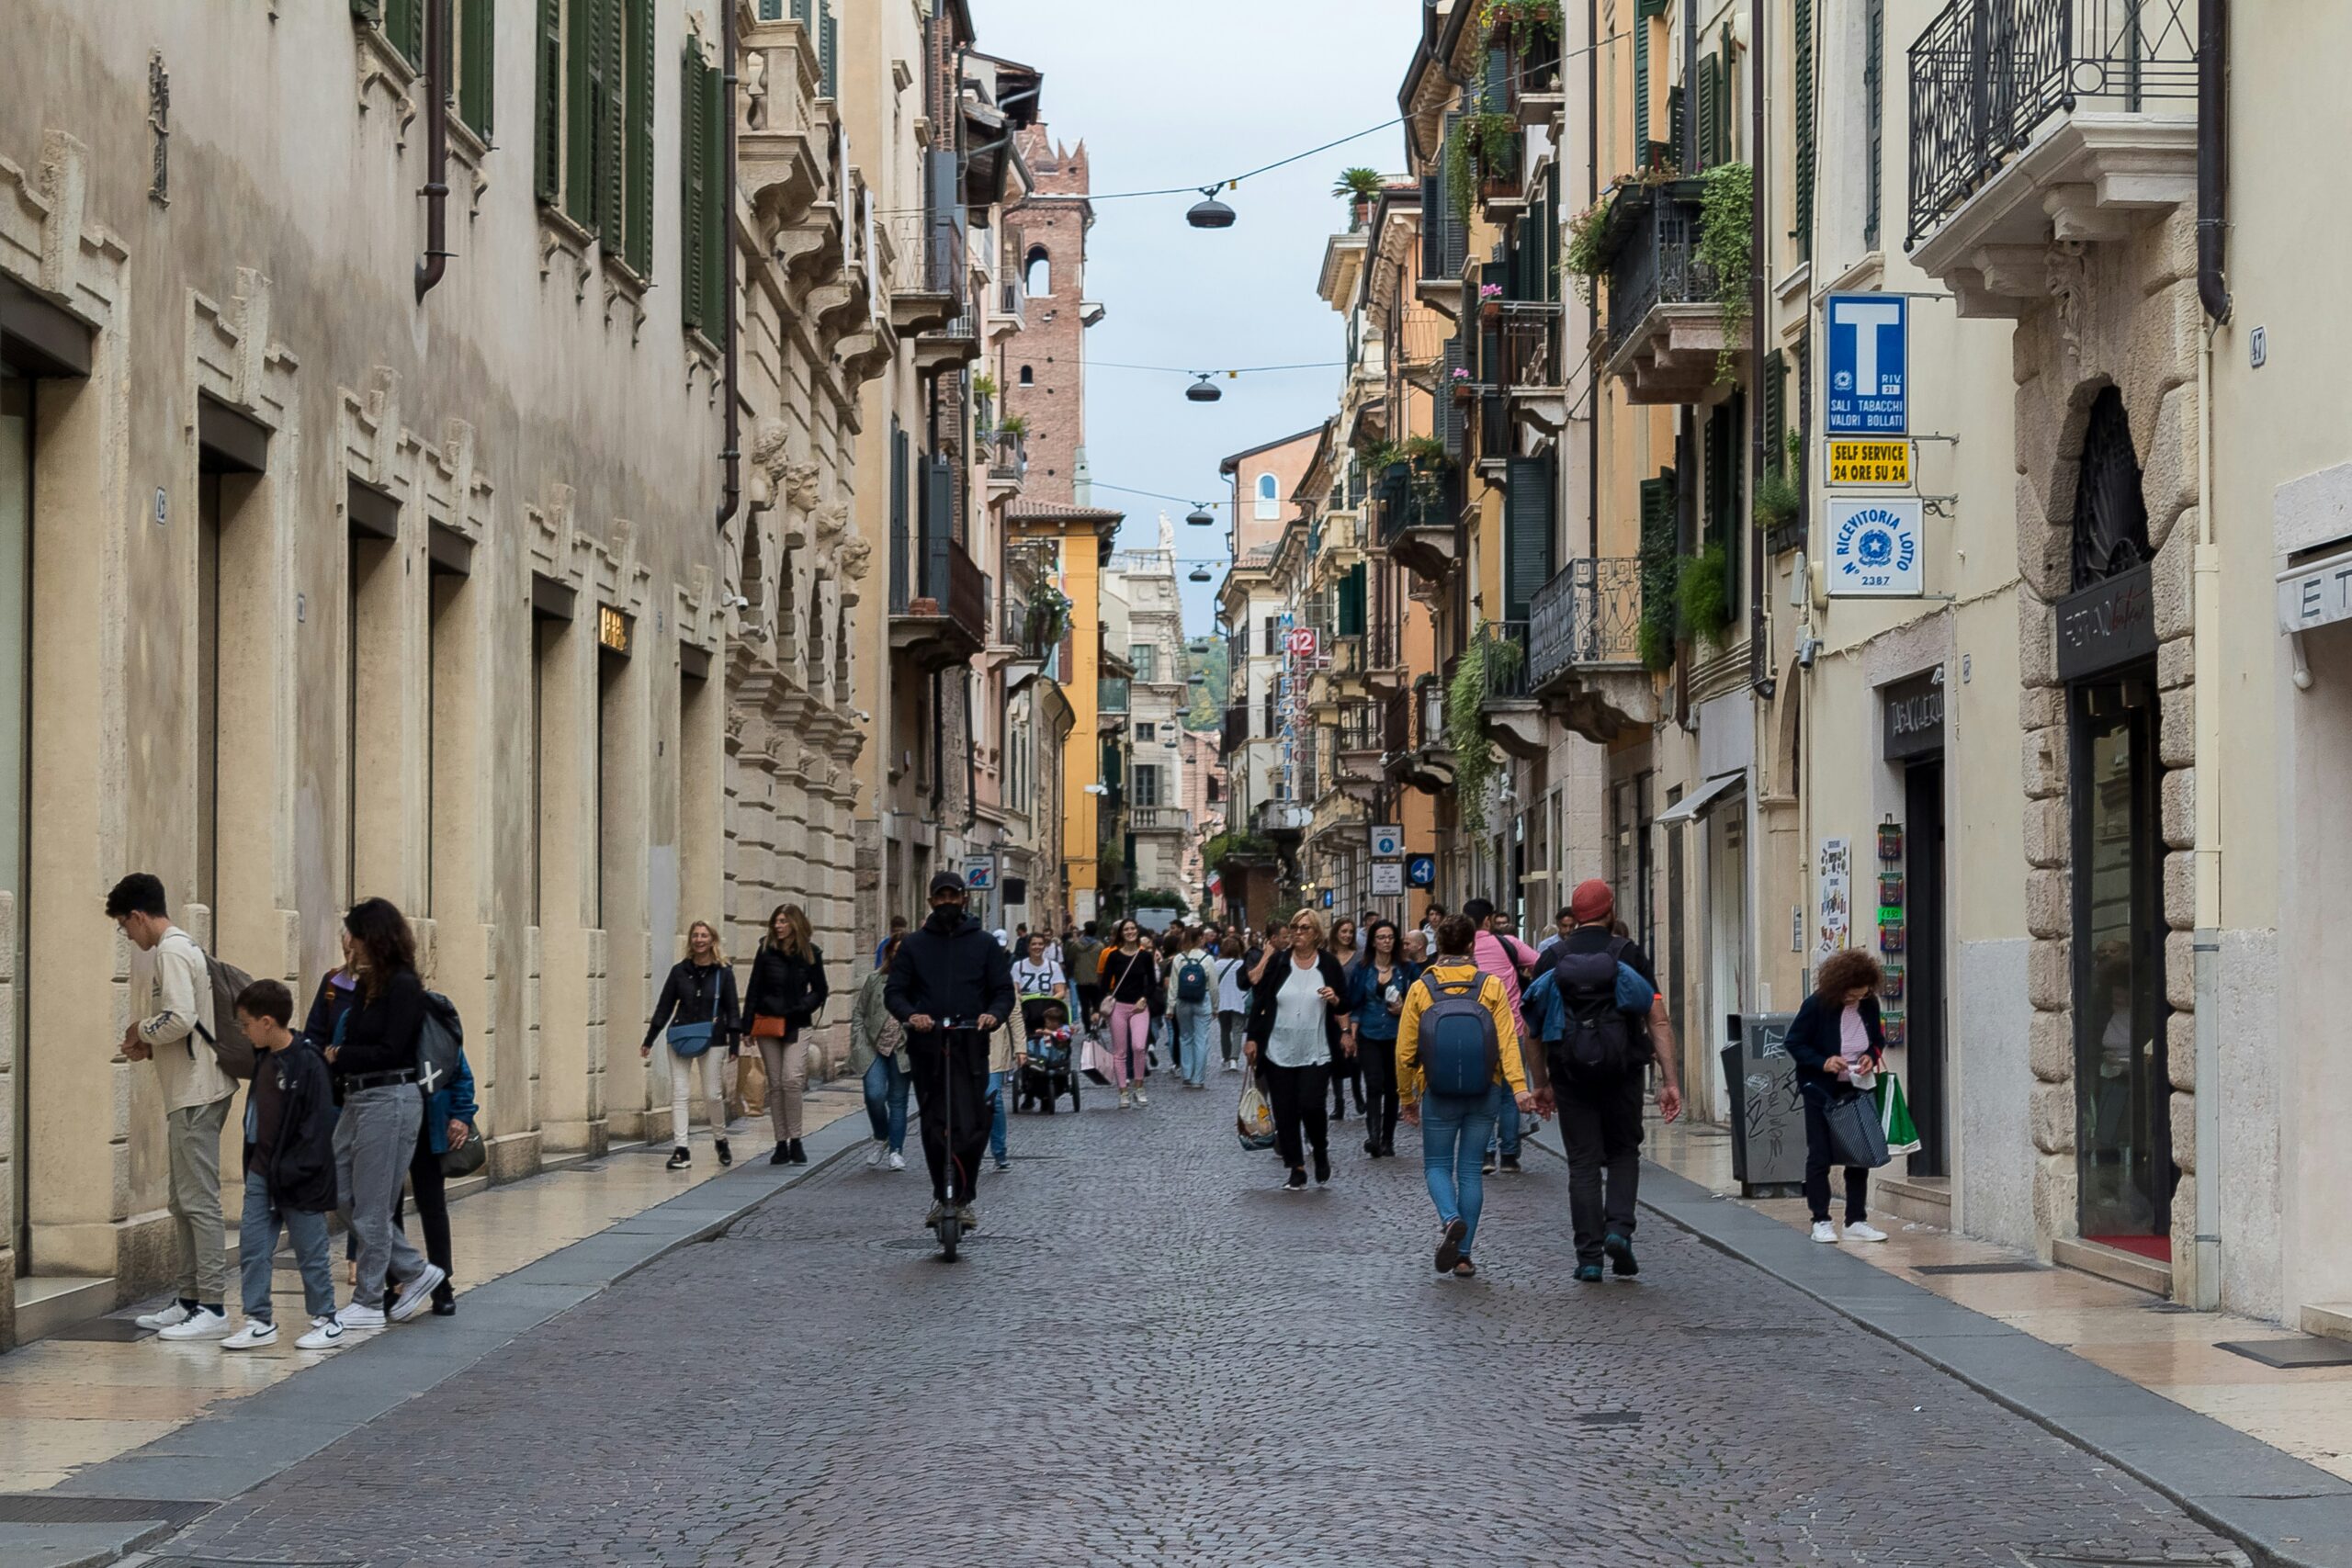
[1600,180,1747,406]
[987,430,1027,499]
[1334,702,1385,783]
[1098,676,1132,716]
[888,526,988,672]
[739,12,831,238]
[1489,299,1568,435]
[1505,25,1566,128]
[1461,620,1544,761]
[1383,678,1453,795]
[989,278,1026,342]
[1253,800,1314,840]
[1372,465,1462,585]
[886,210,962,336]
[914,315,980,376]
[1905,0,2199,316]
[1129,805,1191,835]
[1527,558,1658,743]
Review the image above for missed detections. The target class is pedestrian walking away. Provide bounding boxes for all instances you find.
[1095,919,1159,1109]
[643,919,741,1171]
[853,934,912,1170]
[1785,948,1892,1246]
[1538,880,1684,1281]
[1397,916,1535,1279]
[1346,919,1418,1157]
[745,903,830,1166]
[886,872,1017,1231]
[1214,941,1252,1072]
[1243,909,1350,1191]
[220,979,342,1351]
[1169,925,1217,1089]
[1324,918,1364,1122]
[1067,920,1106,1045]
[107,873,241,1340]
[1464,897,1541,1174]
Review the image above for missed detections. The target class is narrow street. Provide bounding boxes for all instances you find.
[158,1090,2236,1568]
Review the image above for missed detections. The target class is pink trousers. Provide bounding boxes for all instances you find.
[1105,1001,1151,1089]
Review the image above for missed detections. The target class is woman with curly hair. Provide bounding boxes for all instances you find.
[1782,948,1890,1245]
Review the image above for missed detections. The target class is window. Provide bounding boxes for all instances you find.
[536,0,660,277]
[1024,246,1051,297]
[1133,762,1163,807]
[455,0,495,137]
[1135,720,1154,744]
[678,39,726,331]
[1018,365,1034,386]
[1129,642,1157,682]
[1254,472,1279,521]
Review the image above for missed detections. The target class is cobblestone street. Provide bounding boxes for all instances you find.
[161,1083,2241,1568]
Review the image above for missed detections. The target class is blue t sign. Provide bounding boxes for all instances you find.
[1826,293,1907,436]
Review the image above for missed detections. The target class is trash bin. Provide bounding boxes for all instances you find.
[1729,1011,1804,1197]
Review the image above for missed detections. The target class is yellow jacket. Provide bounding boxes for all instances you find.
[1395,962,1529,1107]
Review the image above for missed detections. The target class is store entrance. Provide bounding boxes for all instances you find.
[1902,757,1948,1178]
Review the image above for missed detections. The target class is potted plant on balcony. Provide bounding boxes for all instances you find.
[1563,191,1615,303]
[1753,430,1802,547]
[998,413,1029,438]
[1332,165,1384,229]
[1445,621,1523,834]
[1698,162,1754,383]
[1481,0,1562,46]
[1450,366,1476,405]
[1478,281,1504,324]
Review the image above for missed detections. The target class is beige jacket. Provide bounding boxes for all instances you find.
[131,926,234,1111]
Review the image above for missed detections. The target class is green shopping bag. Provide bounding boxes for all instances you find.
[1875,1071,1922,1157]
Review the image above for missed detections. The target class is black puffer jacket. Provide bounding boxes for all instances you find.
[745,944,829,1040]
[644,960,741,1052]
[886,909,1016,1032]
[259,1041,340,1213]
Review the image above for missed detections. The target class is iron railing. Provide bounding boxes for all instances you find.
[1371,466,1461,546]
[1336,702,1384,754]
[1471,620,1532,700]
[1495,299,1562,389]
[989,430,1027,482]
[998,277,1025,325]
[884,209,964,298]
[1906,0,2198,248]
[1602,180,1719,349]
[1528,558,1646,687]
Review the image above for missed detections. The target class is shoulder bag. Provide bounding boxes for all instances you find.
[668,968,720,1058]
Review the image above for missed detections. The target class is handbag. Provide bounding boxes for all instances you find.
[1236,1079,1276,1151]
[440,1122,487,1179]
[749,1014,788,1039]
[667,1021,718,1058]
[1824,1089,1893,1169]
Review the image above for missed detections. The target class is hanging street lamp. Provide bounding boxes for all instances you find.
[1185,375,1221,403]
[1186,185,1237,230]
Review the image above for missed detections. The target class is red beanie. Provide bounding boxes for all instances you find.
[1569,879,1614,926]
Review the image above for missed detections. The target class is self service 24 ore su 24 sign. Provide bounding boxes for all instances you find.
[1826,499,1924,598]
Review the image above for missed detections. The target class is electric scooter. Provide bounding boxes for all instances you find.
[928,1021,978,1261]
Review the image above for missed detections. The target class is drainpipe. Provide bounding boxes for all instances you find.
[2188,0,2228,1314]
[1586,0,1600,560]
[1748,0,1769,697]
[413,0,451,302]
[716,0,742,532]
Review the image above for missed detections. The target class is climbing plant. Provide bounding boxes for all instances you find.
[1446,626,1523,835]
[1675,543,1736,648]
[1698,162,1753,382]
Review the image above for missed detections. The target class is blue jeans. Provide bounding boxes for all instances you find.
[863,1054,910,1152]
[240,1166,335,1324]
[1488,1091,1522,1160]
[987,1070,1009,1162]
[1173,1003,1214,1086]
[1421,1088,1502,1258]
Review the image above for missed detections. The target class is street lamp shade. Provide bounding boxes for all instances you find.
[1186,504,1215,526]
[1185,376,1222,403]
[1187,565,1214,583]
[1186,189,1238,230]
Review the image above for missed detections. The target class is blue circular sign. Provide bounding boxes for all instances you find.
[1407,855,1436,888]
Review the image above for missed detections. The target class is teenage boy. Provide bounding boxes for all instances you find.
[220,980,345,1351]
[108,874,238,1341]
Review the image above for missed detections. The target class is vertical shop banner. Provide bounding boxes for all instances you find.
[1815,838,1852,962]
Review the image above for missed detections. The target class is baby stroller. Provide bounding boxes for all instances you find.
[1015,998,1082,1113]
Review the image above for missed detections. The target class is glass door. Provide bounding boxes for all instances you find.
[2,366,31,1272]
[2072,675,2171,1243]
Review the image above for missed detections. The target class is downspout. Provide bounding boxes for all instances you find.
[413,0,451,302]
[2189,0,2228,1313]
[1586,0,1600,560]
[716,0,742,532]
[1749,0,1769,696]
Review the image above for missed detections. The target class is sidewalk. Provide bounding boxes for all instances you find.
[0,1087,863,1496]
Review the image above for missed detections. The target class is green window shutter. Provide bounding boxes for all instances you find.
[1504,455,1555,623]
[1339,564,1367,637]
[380,0,420,63]
[596,0,625,252]
[460,0,495,138]
[1639,469,1679,661]
[793,0,811,22]
[1440,335,1465,462]
[820,0,839,98]
[535,0,562,202]
[757,0,783,17]
[1703,403,1730,554]
[1763,350,1788,473]
[1793,0,1815,262]
[1485,43,1510,114]
[566,0,603,227]
[679,45,707,330]
[624,0,653,275]
[1864,0,1885,250]
[1633,12,1650,163]
[1695,56,1720,171]
[701,57,725,340]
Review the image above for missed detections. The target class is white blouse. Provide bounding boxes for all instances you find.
[1267,957,1331,1069]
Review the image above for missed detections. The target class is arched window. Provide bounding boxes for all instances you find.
[1023,246,1051,298]
[2070,387,2152,591]
[1018,365,1035,387]
[1254,472,1280,521]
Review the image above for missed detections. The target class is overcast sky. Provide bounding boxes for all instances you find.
[983,0,1424,635]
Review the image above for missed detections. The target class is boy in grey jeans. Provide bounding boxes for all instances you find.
[219,980,344,1351]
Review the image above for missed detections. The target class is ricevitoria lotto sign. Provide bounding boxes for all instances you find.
[1824,498,1924,598]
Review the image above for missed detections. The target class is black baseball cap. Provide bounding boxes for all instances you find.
[929,871,967,897]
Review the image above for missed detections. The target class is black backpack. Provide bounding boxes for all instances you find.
[1551,936,1635,1081]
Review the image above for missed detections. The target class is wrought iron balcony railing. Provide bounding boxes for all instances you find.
[1469,620,1532,700]
[1493,299,1562,389]
[1906,0,2198,249]
[1371,467,1460,546]
[1602,180,1719,350]
[1528,558,1645,687]
[1336,702,1384,754]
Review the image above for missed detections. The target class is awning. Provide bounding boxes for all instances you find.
[1653,771,1744,827]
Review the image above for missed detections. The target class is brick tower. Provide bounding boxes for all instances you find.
[1008,126,1099,506]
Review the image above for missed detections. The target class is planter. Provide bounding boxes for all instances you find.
[908,595,940,616]
[1452,383,1476,404]
[1482,179,1517,201]
[1479,298,1502,323]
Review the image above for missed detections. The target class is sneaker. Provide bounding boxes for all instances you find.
[1435,1218,1468,1273]
[390,1264,447,1324]
[334,1302,388,1331]
[1810,1220,1840,1244]
[1117,1090,1132,1111]
[220,1320,277,1351]
[666,1146,692,1170]
[1481,1152,1500,1176]
[1604,1233,1640,1278]
[955,1204,978,1232]
[1283,1169,1308,1192]
[867,1143,888,1168]
[715,1139,732,1168]
[1131,1089,1148,1107]
[1312,1150,1331,1185]
[924,1200,949,1227]
[1500,1154,1521,1173]
[770,1145,791,1166]
[1575,1263,1605,1283]
[993,1156,1011,1172]
[157,1306,232,1342]
[888,1151,906,1171]
[1844,1221,1889,1244]
[294,1315,347,1350]
[134,1301,195,1331]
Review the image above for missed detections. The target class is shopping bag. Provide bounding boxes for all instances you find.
[1875,1071,1923,1158]
[1080,1032,1112,1086]
[1236,1079,1277,1152]
[738,1048,769,1117]
[1824,1089,1892,1169]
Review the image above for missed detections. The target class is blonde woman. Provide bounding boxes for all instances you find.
[1242,908,1351,1191]
[642,920,741,1171]
[744,904,830,1165]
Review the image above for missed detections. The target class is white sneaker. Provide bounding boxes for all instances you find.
[1810,1221,1840,1244]
[866,1143,888,1168]
[294,1315,347,1350]
[389,1263,447,1323]
[134,1302,194,1331]
[1117,1090,1132,1110]
[156,1306,232,1341]
[1843,1221,1890,1244]
[1132,1089,1148,1107]
[888,1150,906,1171]
[334,1302,388,1331]
[220,1320,278,1351]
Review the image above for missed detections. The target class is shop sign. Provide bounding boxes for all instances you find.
[2054,563,2155,682]
[2277,547,2352,635]
[1826,439,1911,487]
[596,604,633,656]
[1881,671,1945,761]
[1825,499,1924,597]
[1826,293,1908,435]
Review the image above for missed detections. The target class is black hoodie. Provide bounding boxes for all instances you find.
[886,908,1017,1033]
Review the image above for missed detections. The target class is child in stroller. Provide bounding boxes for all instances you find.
[1015,999,1081,1113]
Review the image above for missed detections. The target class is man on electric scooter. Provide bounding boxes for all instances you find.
[886,871,1017,1234]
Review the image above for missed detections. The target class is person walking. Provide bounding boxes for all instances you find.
[1068,921,1106,1042]
[641,919,740,1171]
[1214,939,1251,1073]
[1242,909,1350,1191]
[874,914,909,967]
[1324,917,1363,1122]
[885,872,1017,1231]
[1784,948,1891,1246]
[220,979,341,1351]
[1095,919,1159,1110]
[851,934,911,1169]
[107,874,240,1340]
[1540,880,1684,1281]
[744,904,829,1166]
[1463,897,1540,1174]
[400,1009,475,1318]
[1397,915,1536,1279]
[1346,919,1416,1158]
[1009,931,1066,1115]
[1169,926,1217,1089]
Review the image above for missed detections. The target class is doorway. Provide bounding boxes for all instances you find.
[1902,758,1948,1177]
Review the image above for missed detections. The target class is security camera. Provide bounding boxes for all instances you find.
[729,594,751,610]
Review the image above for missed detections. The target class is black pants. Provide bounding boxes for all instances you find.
[401,1119,455,1303]
[1555,1061,1645,1266]
[1329,1052,1363,1117]
[1802,1088,1871,1224]
[1357,1036,1400,1150]
[1261,1061,1330,1173]
[906,1031,991,1205]
[1217,1011,1244,1063]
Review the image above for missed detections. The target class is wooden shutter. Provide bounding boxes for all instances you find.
[1633,6,1651,159]
[624,0,653,275]
[756,0,783,17]
[1703,403,1730,553]
[1420,174,1442,278]
[1864,0,1885,250]
[1695,55,1720,171]
[1441,335,1465,462]
[1794,0,1815,261]
[596,0,625,251]
[1639,469,1679,655]
[535,0,562,202]
[888,423,910,607]
[1763,351,1787,474]
[1504,455,1555,623]
[385,0,421,63]
[1437,110,1466,276]
[820,0,839,97]
[1339,564,1367,637]
[458,0,494,137]
[679,44,707,329]
[566,0,601,227]
[702,57,726,338]
[1485,43,1510,114]
[352,0,384,23]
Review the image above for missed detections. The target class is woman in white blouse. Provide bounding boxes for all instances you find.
[1242,909,1352,1191]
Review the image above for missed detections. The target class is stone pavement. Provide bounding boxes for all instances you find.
[132,1073,2246,1568]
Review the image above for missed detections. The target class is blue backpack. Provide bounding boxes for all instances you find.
[1418,972,1498,1098]
[1176,956,1210,1005]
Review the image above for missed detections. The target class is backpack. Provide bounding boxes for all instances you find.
[1553,936,1637,1080]
[417,991,465,1099]
[191,949,259,1080]
[1176,956,1210,1005]
[1418,972,1499,1099]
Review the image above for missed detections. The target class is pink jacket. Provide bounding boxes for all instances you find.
[1471,930,1539,1034]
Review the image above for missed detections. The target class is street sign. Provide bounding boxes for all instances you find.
[1826,293,1907,435]
[1825,499,1924,597]
[1372,862,1405,896]
[1369,823,1404,859]
[1285,626,1319,660]
[1406,854,1436,888]
[963,856,996,892]
[1826,438,1910,487]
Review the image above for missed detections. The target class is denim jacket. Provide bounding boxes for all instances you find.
[424,1049,479,1156]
